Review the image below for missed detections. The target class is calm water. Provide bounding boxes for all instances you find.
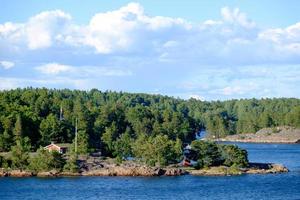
[1,143,300,200]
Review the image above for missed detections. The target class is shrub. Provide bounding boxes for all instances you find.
[29,148,65,172]
[191,141,249,169]
[133,135,182,167]
[219,145,248,168]
[191,141,223,168]
[63,153,79,173]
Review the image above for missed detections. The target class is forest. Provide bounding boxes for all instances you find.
[0,88,299,158]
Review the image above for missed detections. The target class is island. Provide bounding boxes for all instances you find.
[212,126,300,143]
[0,140,288,177]
[0,89,297,177]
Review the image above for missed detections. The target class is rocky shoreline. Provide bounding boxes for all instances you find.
[188,163,289,176]
[0,162,288,177]
[212,126,300,144]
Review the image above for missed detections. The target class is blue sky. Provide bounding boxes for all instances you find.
[0,1,300,100]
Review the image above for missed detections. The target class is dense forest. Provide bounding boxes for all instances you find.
[0,88,299,155]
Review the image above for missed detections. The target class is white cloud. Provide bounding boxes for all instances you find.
[0,10,71,50]
[0,3,300,100]
[0,2,299,64]
[0,60,15,69]
[35,63,132,77]
[65,2,190,53]
[35,63,73,74]
[221,7,255,28]
[26,10,72,49]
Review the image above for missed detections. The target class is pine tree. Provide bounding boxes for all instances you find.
[13,114,23,142]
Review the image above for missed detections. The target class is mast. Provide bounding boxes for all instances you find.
[59,104,63,121]
[75,118,78,154]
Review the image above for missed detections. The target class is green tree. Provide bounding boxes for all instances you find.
[11,137,31,170]
[191,140,222,169]
[64,151,79,173]
[29,148,65,172]
[76,130,89,155]
[133,135,182,167]
[39,114,60,145]
[113,129,133,160]
[13,114,23,142]
[101,122,118,154]
[219,144,248,167]
[0,117,14,151]
[0,130,12,151]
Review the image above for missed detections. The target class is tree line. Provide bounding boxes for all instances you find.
[0,88,299,156]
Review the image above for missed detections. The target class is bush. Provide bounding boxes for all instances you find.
[219,145,248,168]
[29,148,65,172]
[63,153,79,173]
[190,141,249,169]
[11,137,31,170]
[191,141,223,168]
[133,135,182,167]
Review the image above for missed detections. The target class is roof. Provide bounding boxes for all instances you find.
[45,143,71,149]
[55,143,71,148]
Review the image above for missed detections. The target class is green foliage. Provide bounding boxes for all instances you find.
[286,106,300,128]
[0,130,12,151]
[113,129,133,160]
[13,114,23,141]
[11,137,31,170]
[63,152,79,173]
[29,148,65,172]
[191,141,223,169]
[101,123,118,154]
[191,141,248,169]
[0,88,299,164]
[76,130,89,155]
[39,114,61,146]
[133,135,182,167]
[219,145,248,168]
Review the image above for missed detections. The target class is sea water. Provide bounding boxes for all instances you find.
[1,143,300,200]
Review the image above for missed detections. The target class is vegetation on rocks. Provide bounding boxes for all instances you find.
[0,88,298,172]
[190,141,248,169]
[29,148,65,172]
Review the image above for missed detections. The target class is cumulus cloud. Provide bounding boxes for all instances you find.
[0,3,300,99]
[0,10,72,51]
[35,63,73,74]
[35,63,132,77]
[26,10,72,49]
[0,60,15,69]
[0,2,299,64]
[221,7,256,28]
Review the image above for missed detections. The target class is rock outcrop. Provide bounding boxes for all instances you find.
[245,163,289,174]
[37,170,60,177]
[188,163,289,176]
[7,170,33,177]
[0,158,288,177]
[213,126,300,143]
[82,166,171,176]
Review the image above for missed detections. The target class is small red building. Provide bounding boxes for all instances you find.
[44,142,70,154]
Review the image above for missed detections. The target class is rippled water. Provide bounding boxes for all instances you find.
[1,143,300,200]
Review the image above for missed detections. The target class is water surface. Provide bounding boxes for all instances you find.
[1,143,300,200]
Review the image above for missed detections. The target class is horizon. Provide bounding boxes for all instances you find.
[1,87,299,102]
[1,1,300,101]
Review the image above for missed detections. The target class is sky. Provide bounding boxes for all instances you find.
[0,0,300,100]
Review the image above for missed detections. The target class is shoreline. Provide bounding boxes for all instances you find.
[213,139,300,144]
[208,126,300,144]
[0,162,288,177]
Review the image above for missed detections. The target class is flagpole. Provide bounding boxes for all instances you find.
[75,118,78,154]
